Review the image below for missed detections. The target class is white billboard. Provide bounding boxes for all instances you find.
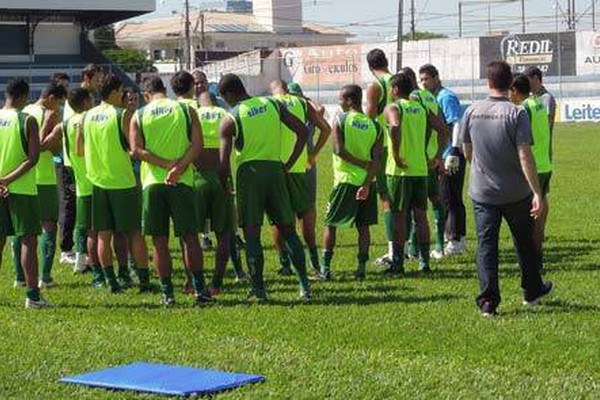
[557,98,600,122]
[576,30,600,76]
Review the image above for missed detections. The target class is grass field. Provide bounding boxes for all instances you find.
[1,123,599,399]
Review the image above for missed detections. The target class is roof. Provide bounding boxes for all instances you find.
[116,10,350,41]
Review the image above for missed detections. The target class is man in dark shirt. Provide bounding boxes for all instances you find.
[460,61,553,317]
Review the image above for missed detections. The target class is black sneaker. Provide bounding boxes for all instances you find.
[382,266,404,277]
[480,301,497,317]
[119,274,133,290]
[523,281,553,306]
[300,289,312,302]
[353,270,366,280]
[195,292,216,306]
[247,289,268,303]
[108,282,123,294]
[162,296,176,307]
[139,282,152,294]
[277,266,294,276]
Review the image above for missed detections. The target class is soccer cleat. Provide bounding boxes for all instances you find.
[444,240,465,256]
[235,272,249,283]
[374,254,392,267]
[13,280,26,289]
[162,296,176,307]
[480,301,497,317]
[118,274,133,290]
[25,296,53,309]
[300,289,312,302]
[195,292,216,306]
[418,265,432,275]
[200,235,213,250]
[73,253,88,274]
[247,289,268,303]
[382,265,404,277]
[318,271,332,281]
[60,251,76,265]
[39,279,58,289]
[108,282,123,294]
[430,249,445,260]
[139,282,153,294]
[523,281,553,306]
[354,270,366,280]
[277,266,294,276]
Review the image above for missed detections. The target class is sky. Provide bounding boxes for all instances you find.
[145,0,599,41]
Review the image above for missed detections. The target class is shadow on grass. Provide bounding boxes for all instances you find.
[502,299,600,317]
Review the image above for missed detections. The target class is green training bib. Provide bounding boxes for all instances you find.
[524,96,552,173]
[197,105,226,150]
[0,109,37,195]
[23,104,57,185]
[64,113,92,197]
[275,93,308,173]
[412,89,440,160]
[386,99,428,177]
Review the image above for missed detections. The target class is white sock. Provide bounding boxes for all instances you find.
[388,242,394,257]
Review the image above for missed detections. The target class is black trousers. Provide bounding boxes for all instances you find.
[56,163,76,253]
[472,196,545,308]
[440,154,467,241]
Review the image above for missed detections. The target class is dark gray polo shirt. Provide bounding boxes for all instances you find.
[460,96,533,205]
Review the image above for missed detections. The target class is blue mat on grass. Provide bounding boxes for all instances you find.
[60,362,265,396]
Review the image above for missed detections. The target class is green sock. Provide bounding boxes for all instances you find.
[91,264,105,284]
[211,272,223,290]
[11,236,24,282]
[419,243,431,270]
[308,246,319,271]
[357,253,369,274]
[321,250,333,274]
[74,227,87,254]
[103,266,118,286]
[278,250,291,269]
[284,233,310,292]
[433,202,446,251]
[408,215,419,257]
[117,263,129,279]
[229,234,245,277]
[192,271,207,294]
[26,288,40,302]
[245,236,265,297]
[40,230,56,282]
[392,242,404,271]
[160,276,174,297]
[383,211,394,242]
[136,267,150,286]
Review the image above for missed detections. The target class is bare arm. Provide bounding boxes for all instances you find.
[41,122,63,152]
[306,101,331,166]
[385,104,407,169]
[76,120,84,157]
[365,82,381,119]
[332,118,369,169]
[219,115,235,187]
[280,105,308,171]
[166,108,203,185]
[129,113,174,170]
[518,145,542,197]
[0,117,40,187]
[427,111,451,151]
[40,109,61,154]
[356,130,383,201]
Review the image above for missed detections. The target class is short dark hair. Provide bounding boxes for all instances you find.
[5,78,29,100]
[400,67,418,91]
[510,73,531,96]
[390,73,413,97]
[272,79,288,92]
[142,75,166,94]
[419,64,439,78]
[100,73,122,100]
[340,84,362,106]
[68,88,91,113]
[524,66,543,82]
[51,72,70,83]
[170,71,194,96]
[366,48,389,70]
[486,61,513,91]
[82,64,102,80]
[219,74,246,97]
[41,82,67,99]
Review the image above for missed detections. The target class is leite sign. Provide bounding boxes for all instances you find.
[480,32,576,78]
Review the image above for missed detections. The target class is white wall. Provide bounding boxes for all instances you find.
[253,0,302,33]
[0,0,154,12]
[34,23,80,55]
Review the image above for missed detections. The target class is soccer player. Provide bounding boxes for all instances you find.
[402,67,450,261]
[269,79,331,276]
[130,75,209,306]
[218,73,312,301]
[0,78,51,308]
[509,74,553,265]
[76,74,151,293]
[14,83,67,289]
[419,64,466,256]
[320,85,382,280]
[44,89,97,275]
[171,70,244,296]
[364,49,395,266]
[461,61,552,316]
[524,67,556,136]
[384,73,432,275]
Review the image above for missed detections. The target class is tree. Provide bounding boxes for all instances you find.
[93,24,118,51]
[403,31,447,41]
[103,48,156,73]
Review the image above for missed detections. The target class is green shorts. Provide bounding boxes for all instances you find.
[143,183,198,237]
[37,184,58,221]
[324,183,377,228]
[387,175,428,212]
[75,195,92,230]
[193,170,233,234]
[236,161,294,228]
[0,194,41,237]
[286,172,314,214]
[427,169,440,199]
[92,185,141,233]
[375,147,389,197]
[539,172,552,197]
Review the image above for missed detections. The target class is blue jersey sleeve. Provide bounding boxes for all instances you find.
[437,89,462,126]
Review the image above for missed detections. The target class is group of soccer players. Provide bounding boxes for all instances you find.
[0,49,554,309]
